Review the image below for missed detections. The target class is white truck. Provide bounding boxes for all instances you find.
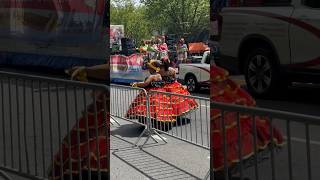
[178,51,210,92]
[216,0,320,97]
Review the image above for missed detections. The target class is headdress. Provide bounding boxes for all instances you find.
[147,59,161,72]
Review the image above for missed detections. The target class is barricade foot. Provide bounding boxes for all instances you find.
[133,127,148,147]
[0,170,12,180]
[152,129,167,143]
[110,116,121,126]
[150,134,159,143]
[203,170,210,180]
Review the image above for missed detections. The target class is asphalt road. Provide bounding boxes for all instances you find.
[230,75,320,117]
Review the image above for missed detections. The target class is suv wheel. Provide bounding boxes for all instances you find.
[244,48,284,98]
[185,75,199,93]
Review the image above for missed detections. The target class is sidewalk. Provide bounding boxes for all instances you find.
[110,117,210,180]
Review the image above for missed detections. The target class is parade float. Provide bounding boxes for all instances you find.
[0,0,108,69]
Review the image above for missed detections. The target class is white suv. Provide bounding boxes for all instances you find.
[216,0,320,97]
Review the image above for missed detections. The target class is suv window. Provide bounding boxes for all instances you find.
[304,0,320,8]
[205,53,210,64]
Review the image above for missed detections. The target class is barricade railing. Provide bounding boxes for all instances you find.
[110,84,166,146]
[110,84,149,126]
[110,84,210,149]
[148,90,210,149]
[0,71,110,180]
[210,101,320,180]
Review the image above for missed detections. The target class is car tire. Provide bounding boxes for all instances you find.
[185,74,199,93]
[244,47,286,98]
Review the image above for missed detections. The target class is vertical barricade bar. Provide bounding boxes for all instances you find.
[252,115,259,180]
[286,120,293,180]
[102,87,110,180]
[83,88,91,180]
[305,123,312,180]
[15,79,22,172]
[93,91,102,180]
[221,110,229,180]
[39,81,46,177]
[64,85,73,180]
[55,83,63,180]
[269,117,275,180]
[31,80,38,176]
[23,79,30,174]
[236,112,243,179]
[143,90,152,146]
[74,87,82,180]
[48,83,55,179]
[0,78,6,167]
[8,78,14,168]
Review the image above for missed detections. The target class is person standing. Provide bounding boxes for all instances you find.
[176,38,188,67]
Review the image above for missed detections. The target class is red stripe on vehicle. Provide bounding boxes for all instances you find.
[223,9,320,67]
[288,57,320,68]
[223,9,320,38]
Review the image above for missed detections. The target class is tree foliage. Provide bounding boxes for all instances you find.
[110,0,209,43]
[142,0,209,37]
[110,0,152,45]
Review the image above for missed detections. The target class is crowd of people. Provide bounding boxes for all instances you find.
[138,36,189,67]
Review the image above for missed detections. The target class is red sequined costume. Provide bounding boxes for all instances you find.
[50,93,109,180]
[162,74,199,115]
[211,65,284,172]
[126,80,178,122]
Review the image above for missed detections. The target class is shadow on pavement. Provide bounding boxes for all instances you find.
[111,123,145,138]
[111,135,201,180]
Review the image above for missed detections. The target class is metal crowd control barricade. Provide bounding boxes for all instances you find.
[110,84,166,146]
[210,101,320,180]
[110,84,210,149]
[147,90,210,150]
[0,71,110,180]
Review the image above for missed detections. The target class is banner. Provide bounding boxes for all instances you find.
[110,54,149,83]
[0,0,107,68]
[110,25,124,50]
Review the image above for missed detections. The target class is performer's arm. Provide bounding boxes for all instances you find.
[69,64,109,81]
[168,67,177,78]
[85,64,109,80]
[133,76,154,88]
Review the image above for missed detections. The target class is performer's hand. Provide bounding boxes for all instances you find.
[66,66,88,82]
[183,85,187,90]
[131,83,138,87]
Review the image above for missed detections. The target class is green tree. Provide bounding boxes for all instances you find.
[110,0,152,45]
[142,0,209,38]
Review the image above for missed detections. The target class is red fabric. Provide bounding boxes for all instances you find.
[188,42,209,54]
[163,81,199,114]
[126,82,198,122]
[211,65,284,171]
[51,96,109,179]
[159,44,168,51]
[126,87,177,122]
